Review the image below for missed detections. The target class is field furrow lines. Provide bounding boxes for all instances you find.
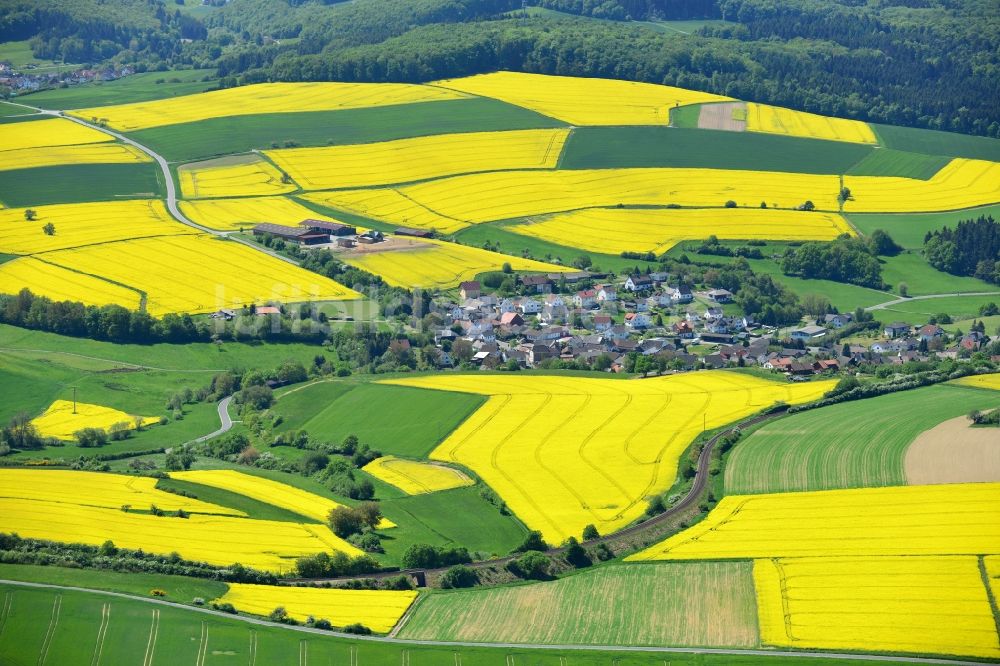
[90,603,110,666]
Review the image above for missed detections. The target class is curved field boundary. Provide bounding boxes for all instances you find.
[286,406,789,586]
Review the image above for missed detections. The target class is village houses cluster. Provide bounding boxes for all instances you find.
[419,271,995,376]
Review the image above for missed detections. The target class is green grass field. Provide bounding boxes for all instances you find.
[669,103,702,128]
[879,251,996,296]
[454,222,657,274]
[0,40,76,72]
[0,325,342,457]
[0,583,924,666]
[0,564,227,602]
[872,293,1000,325]
[0,348,222,459]
[0,101,34,117]
[873,123,1000,161]
[376,485,528,563]
[0,323,328,372]
[560,126,872,174]
[129,97,565,162]
[0,164,163,207]
[21,70,218,110]
[724,384,1000,494]
[844,148,949,179]
[399,561,759,647]
[848,203,1000,249]
[273,381,485,458]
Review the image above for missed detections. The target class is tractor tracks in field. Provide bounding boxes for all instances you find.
[286,405,790,588]
[0,579,986,666]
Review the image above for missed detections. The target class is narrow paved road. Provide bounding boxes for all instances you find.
[192,395,234,443]
[866,291,1000,311]
[0,580,985,666]
[8,100,299,265]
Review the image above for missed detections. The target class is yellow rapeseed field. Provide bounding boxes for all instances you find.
[36,235,360,316]
[382,372,832,543]
[169,470,395,528]
[952,373,1000,391]
[628,482,1000,560]
[745,103,877,144]
[178,157,297,199]
[0,469,242,516]
[0,497,360,570]
[30,399,160,440]
[217,584,417,633]
[0,257,141,309]
[754,556,1000,659]
[434,72,732,125]
[178,196,346,231]
[301,189,465,234]
[845,158,1000,213]
[0,117,111,151]
[266,129,569,190]
[341,238,569,289]
[319,169,842,230]
[362,456,474,495]
[509,208,854,254]
[71,82,468,131]
[0,200,193,255]
[0,142,149,172]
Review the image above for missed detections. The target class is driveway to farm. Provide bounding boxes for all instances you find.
[0,579,988,666]
[191,395,235,443]
[866,291,1000,311]
[6,100,299,266]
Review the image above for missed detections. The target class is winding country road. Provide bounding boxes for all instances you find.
[0,580,986,666]
[191,395,235,443]
[8,100,299,266]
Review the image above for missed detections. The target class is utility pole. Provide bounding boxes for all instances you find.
[72,387,77,414]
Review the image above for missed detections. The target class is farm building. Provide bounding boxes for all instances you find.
[335,237,356,248]
[252,223,330,245]
[357,230,385,244]
[395,226,434,238]
[460,281,481,299]
[302,219,356,236]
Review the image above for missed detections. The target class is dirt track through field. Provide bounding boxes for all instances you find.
[698,102,747,131]
[905,416,1000,485]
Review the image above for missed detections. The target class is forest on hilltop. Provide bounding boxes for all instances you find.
[3,0,999,137]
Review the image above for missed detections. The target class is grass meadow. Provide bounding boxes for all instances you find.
[0,564,227,601]
[130,98,565,162]
[848,203,1000,249]
[878,252,996,296]
[273,381,486,458]
[21,70,218,110]
[399,561,760,647]
[560,126,872,174]
[0,584,926,666]
[0,163,163,207]
[872,293,1000,324]
[844,148,949,179]
[873,123,1000,161]
[724,384,1000,494]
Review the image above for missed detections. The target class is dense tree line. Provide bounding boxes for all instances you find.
[12,0,1000,137]
[780,237,886,289]
[924,216,1000,284]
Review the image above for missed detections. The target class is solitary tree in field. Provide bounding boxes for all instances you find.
[24,209,36,221]
[42,222,55,236]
